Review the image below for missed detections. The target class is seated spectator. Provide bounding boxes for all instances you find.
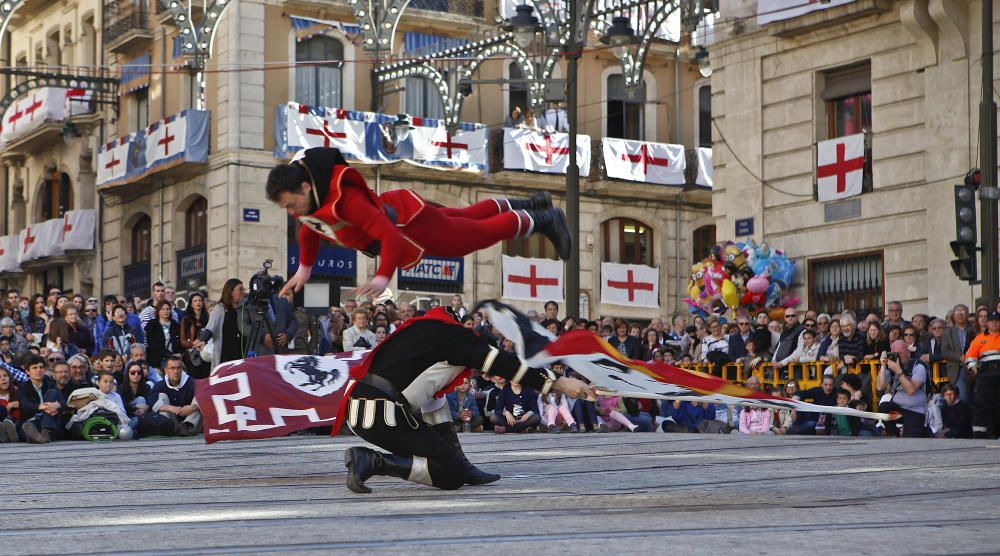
[623,397,655,432]
[539,391,579,433]
[938,383,972,439]
[47,304,94,357]
[64,354,94,397]
[0,367,19,442]
[789,375,838,435]
[150,356,201,437]
[446,377,483,432]
[829,388,858,436]
[596,394,637,432]
[96,370,133,440]
[734,377,772,435]
[0,317,27,356]
[567,370,599,431]
[18,353,67,444]
[838,373,865,402]
[118,360,152,429]
[768,386,793,435]
[661,400,726,433]
[0,335,18,366]
[850,399,878,436]
[492,381,540,433]
[342,310,376,351]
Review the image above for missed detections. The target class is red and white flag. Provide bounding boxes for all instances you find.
[59,210,96,251]
[146,113,188,167]
[0,88,69,146]
[696,147,713,188]
[503,128,591,176]
[286,103,366,158]
[502,255,564,302]
[603,138,685,185]
[410,125,487,170]
[817,133,865,202]
[0,235,20,273]
[97,136,132,185]
[601,262,659,308]
[18,219,64,264]
[64,88,94,117]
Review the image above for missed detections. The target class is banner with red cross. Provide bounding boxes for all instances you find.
[0,235,20,274]
[285,103,366,159]
[144,109,210,172]
[816,133,865,202]
[17,219,63,264]
[600,262,659,308]
[0,88,71,147]
[59,210,96,251]
[409,124,487,172]
[97,134,135,186]
[501,255,564,302]
[502,128,591,176]
[602,138,685,185]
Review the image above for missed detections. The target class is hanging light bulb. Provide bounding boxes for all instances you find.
[502,5,542,50]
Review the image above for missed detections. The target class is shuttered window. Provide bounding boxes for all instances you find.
[808,252,884,317]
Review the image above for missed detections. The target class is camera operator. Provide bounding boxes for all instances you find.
[253,277,297,356]
[876,339,928,437]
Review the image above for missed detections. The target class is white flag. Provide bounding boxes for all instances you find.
[410,125,487,169]
[97,136,131,185]
[502,255,564,302]
[64,88,94,117]
[0,236,20,273]
[600,262,659,308]
[146,113,189,167]
[603,138,685,185]
[286,104,366,158]
[59,210,96,251]
[817,133,865,202]
[696,147,713,188]
[0,88,68,146]
[18,219,64,263]
[503,128,591,176]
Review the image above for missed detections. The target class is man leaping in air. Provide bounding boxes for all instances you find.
[267,147,571,298]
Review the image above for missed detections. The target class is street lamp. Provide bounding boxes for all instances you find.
[694,46,712,77]
[504,4,542,50]
[600,16,639,60]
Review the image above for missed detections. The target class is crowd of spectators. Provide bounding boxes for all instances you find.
[0,279,994,444]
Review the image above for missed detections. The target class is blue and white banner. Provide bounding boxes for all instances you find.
[287,244,356,278]
[399,256,463,283]
[97,133,141,187]
[274,103,488,173]
[98,110,209,188]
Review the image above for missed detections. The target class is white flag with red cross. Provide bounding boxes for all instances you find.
[0,235,20,273]
[503,128,591,176]
[600,262,659,308]
[97,135,132,185]
[145,112,188,167]
[602,138,685,185]
[816,133,865,202]
[286,103,366,158]
[502,255,564,302]
[0,88,69,146]
[409,125,487,170]
[59,210,96,251]
[18,219,64,264]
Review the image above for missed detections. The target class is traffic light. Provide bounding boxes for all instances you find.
[951,183,978,283]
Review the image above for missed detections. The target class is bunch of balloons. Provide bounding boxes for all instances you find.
[684,239,800,319]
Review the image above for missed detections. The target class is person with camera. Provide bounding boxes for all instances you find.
[963,310,1000,438]
[253,282,298,358]
[267,147,571,299]
[876,340,928,437]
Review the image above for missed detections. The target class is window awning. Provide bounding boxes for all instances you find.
[119,53,151,95]
[403,32,468,57]
[290,15,360,43]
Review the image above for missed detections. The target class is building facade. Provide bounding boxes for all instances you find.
[711,0,984,317]
[2,0,715,321]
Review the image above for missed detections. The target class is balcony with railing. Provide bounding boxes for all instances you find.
[104,0,154,53]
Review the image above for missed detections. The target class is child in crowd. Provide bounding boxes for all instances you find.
[596,394,637,432]
[830,388,856,436]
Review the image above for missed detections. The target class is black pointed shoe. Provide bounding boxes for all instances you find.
[529,207,573,260]
[344,446,380,494]
[507,191,552,211]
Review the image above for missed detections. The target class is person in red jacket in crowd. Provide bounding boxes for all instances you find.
[267,147,571,298]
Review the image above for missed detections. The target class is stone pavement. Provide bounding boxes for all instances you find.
[4,433,1000,555]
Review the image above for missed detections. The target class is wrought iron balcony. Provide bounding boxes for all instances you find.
[104,0,154,52]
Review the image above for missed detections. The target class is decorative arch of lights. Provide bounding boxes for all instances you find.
[158,0,235,109]
[0,74,116,115]
[375,35,537,130]
[588,0,682,94]
[347,0,412,52]
[0,0,24,42]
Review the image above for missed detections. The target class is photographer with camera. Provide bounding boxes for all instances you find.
[876,339,928,437]
[253,281,297,357]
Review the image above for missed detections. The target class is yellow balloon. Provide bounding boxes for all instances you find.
[721,279,740,309]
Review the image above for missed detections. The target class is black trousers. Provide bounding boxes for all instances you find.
[346,382,464,490]
[974,368,1000,436]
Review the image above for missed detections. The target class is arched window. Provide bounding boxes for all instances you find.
[404,76,444,119]
[295,36,343,108]
[184,196,207,249]
[602,218,653,265]
[606,74,645,140]
[692,225,716,263]
[40,171,72,221]
[131,215,152,264]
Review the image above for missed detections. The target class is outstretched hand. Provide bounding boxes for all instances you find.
[280,265,312,298]
[553,376,596,401]
[355,275,390,299]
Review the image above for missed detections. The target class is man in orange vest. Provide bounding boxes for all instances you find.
[964,310,1000,438]
[267,148,571,298]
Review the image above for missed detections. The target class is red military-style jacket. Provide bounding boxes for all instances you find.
[294,153,429,280]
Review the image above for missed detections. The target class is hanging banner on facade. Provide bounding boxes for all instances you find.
[757,0,857,25]
[17,220,63,264]
[284,104,367,159]
[0,236,21,274]
[59,210,96,251]
[409,125,487,172]
[97,134,141,187]
[502,255,564,302]
[64,88,94,117]
[816,132,865,202]
[600,262,659,308]
[144,109,210,172]
[602,138,685,185]
[502,128,591,176]
[1,88,68,147]
[696,147,713,188]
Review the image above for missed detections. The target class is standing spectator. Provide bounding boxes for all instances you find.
[0,367,19,441]
[199,279,249,368]
[48,304,93,357]
[150,356,201,437]
[138,282,170,331]
[919,318,945,369]
[543,300,559,322]
[640,328,662,361]
[882,301,909,331]
[608,319,642,359]
[974,305,989,335]
[698,317,730,364]
[101,305,140,357]
[838,312,864,365]
[145,300,181,369]
[773,309,805,363]
[446,295,467,320]
[964,310,1000,438]
[342,310,376,351]
[861,322,890,360]
[775,328,820,371]
[180,292,211,378]
[256,289,297,357]
[18,353,66,444]
[287,293,317,356]
[503,106,523,128]
[727,316,753,359]
[818,320,842,363]
[937,383,972,438]
[92,295,117,353]
[941,304,974,404]
[911,313,930,344]
[43,286,61,318]
[666,314,687,342]
[446,377,483,432]
[163,286,186,323]
[25,294,49,347]
[0,317,27,356]
[493,381,540,433]
[319,308,345,353]
[543,101,569,132]
[79,299,99,330]
[876,340,928,438]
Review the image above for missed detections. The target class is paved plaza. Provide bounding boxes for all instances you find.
[5,433,1000,555]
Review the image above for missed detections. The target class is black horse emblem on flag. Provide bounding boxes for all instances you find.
[283,356,341,393]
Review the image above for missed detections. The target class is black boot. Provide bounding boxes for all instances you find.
[527,207,572,260]
[344,447,415,493]
[432,423,500,485]
[506,191,552,211]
